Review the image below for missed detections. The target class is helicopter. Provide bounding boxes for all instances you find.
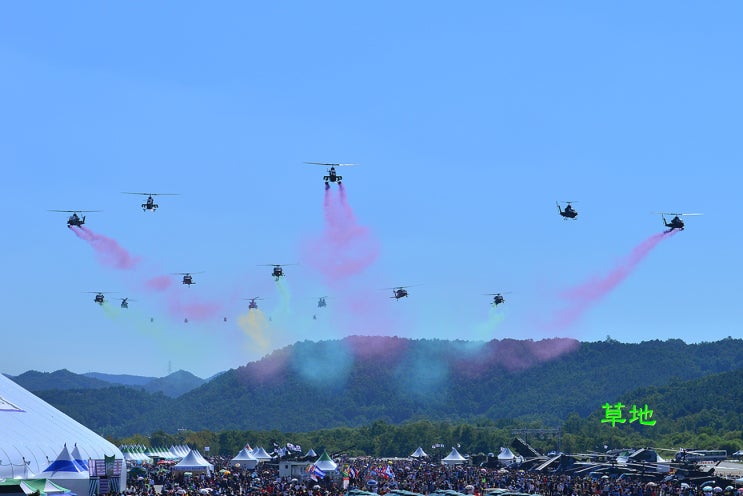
[259,264,295,281]
[305,162,358,185]
[172,272,203,286]
[484,292,510,306]
[50,210,101,228]
[556,201,578,219]
[386,286,414,299]
[118,297,136,309]
[85,291,117,305]
[656,212,702,231]
[317,296,328,308]
[122,192,179,212]
[243,297,263,310]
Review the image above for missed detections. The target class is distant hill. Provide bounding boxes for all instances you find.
[22,336,743,438]
[83,372,157,387]
[140,370,206,398]
[9,369,113,391]
[11,370,206,398]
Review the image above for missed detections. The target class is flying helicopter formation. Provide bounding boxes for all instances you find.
[60,166,700,321]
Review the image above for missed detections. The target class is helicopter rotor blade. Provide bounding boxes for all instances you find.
[122,192,179,196]
[49,210,102,213]
[304,162,359,167]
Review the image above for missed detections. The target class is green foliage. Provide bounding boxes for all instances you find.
[27,337,743,452]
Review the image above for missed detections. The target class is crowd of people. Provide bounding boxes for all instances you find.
[121,456,743,496]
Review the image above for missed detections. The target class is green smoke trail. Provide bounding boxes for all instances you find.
[472,305,506,340]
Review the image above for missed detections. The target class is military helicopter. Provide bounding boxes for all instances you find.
[243,297,263,310]
[305,162,358,185]
[84,291,117,305]
[122,192,179,212]
[656,212,702,231]
[484,292,510,306]
[259,264,295,281]
[118,297,136,309]
[172,272,203,286]
[556,201,578,219]
[317,296,328,308]
[386,286,414,299]
[50,210,101,228]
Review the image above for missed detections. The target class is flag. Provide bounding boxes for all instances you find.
[385,465,395,479]
[312,465,325,481]
[349,467,358,479]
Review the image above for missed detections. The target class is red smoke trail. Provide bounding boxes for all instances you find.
[71,226,140,269]
[551,230,677,330]
[304,184,380,283]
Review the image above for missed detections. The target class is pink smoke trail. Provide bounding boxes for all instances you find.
[144,275,173,292]
[304,184,380,283]
[71,226,140,269]
[166,295,222,322]
[551,230,677,330]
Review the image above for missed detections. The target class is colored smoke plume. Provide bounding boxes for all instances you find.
[237,309,271,351]
[144,275,173,292]
[71,226,140,269]
[551,230,677,330]
[303,184,380,283]
[166,295,221,322]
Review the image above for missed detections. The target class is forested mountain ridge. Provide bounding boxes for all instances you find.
[20,336,743,438]
[8,369,205,398]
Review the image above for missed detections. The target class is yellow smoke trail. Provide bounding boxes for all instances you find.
[237,308,271,352]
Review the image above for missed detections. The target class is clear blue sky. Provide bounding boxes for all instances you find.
[2,2,741,379]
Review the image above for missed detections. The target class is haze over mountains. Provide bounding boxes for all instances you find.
[6,336,743,438]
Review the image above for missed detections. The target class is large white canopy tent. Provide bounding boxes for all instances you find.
[0,373,124,492]
[172,450,213,475]
[410,447,429,458]
[441,448,467,465]
[230,448,258,470]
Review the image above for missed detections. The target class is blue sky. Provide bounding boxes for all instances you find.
[2,2,741,379]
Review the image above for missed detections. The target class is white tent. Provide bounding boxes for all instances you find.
[441,448,467,465]
[230,448,258,470]
[313,451,338,472]
[410,447,429,458]
[37,444,94,496]
[497,447,522,467]
[173,449,213,475]
[303,449,317,458]
[0,374,124,491]
[69,445,88,471]
[251,447,273,462]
